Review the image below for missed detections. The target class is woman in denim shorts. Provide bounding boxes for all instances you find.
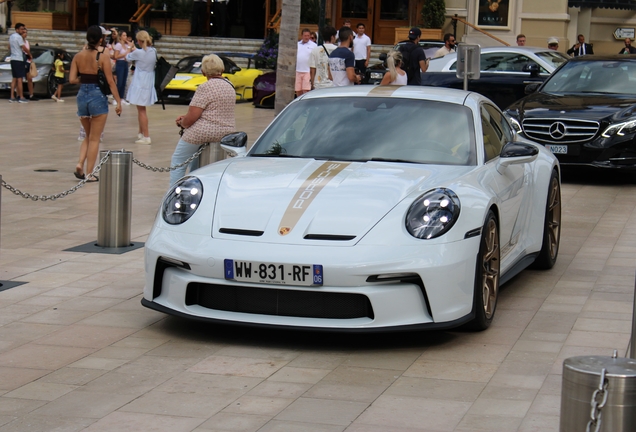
[69,25,122,182]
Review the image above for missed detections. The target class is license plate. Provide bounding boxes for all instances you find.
[167,94,180,98]
[545,144,567,154]
[224,259,323,286]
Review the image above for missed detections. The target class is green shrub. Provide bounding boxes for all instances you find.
[421,0,446,29]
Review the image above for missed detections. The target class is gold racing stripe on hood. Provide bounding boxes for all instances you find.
[369,85,402,96]
[278,162,350,236]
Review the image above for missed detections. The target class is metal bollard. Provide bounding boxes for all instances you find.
[97,150,132,248]
[198,142,224,167]
[560,354,636,431]
[631,273,636,359]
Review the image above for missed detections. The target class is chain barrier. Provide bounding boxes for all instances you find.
[2,143,211,201]
[586,368,609,432]
[132,143,209,172]
[1,151,112,201]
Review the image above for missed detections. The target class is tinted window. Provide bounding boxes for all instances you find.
[542,60,636,94]
[450,52,550,73]
[251,98,477,166]
[481,104,509,162]
[535,51,568,69]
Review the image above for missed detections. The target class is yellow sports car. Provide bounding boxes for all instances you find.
[162,53,264,103]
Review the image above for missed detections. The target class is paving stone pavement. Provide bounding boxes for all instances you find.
[0,93,634,432]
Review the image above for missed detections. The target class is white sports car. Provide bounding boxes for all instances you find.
[142,86,561,331]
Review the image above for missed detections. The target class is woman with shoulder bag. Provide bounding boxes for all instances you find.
[125,30,157,145]
[69,25,122,182]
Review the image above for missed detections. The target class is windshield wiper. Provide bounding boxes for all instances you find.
[250,153,306,158]
[369,157,419,164]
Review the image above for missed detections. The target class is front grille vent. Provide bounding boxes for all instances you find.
[304,234,356,241]
[186,282,373,319]
[522,118,599,144]
[219,228,264,237]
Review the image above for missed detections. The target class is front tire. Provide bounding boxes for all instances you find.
[466,210,500,331]
[531,169,561,270]
[47,71,58,98]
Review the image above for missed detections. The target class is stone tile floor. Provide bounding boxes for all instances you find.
[0,94,634,431]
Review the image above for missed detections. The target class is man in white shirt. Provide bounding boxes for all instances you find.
[309,26,337,90]
[296,28,317,96]
[433,33,456,59]
[9,22,31,103]
[353,23,371,76]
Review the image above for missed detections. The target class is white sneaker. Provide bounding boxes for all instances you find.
[122,100,130,105]
[112,100,117,106]
[137,133,143,140]
[51,95,58,101]
[135,137,151,145]
[57,98,65,103]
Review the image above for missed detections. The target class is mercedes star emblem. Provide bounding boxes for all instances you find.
[549,122,567,140]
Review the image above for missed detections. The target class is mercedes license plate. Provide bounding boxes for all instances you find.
[224,259,323,286]
[167,94,180,98]
[545,144,567,154]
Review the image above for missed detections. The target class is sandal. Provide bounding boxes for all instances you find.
[74,168,85,180]
[86,175,99,183]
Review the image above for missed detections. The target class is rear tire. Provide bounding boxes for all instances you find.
[466,210,500,331]
[531,169,561,270]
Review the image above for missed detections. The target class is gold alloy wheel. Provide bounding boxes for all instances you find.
[481,218,500,320]
[546,176,561,260]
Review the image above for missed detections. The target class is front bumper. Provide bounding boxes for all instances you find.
[142,229,480,330]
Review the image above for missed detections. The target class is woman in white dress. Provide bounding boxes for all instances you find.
[380,50,408,86]
[125,30,157,144]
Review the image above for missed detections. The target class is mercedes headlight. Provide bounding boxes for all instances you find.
[370,72,384,79]
[162,177,203,225]
[601,119,636,138]
[405,188,460,239]
[506,115,522,133]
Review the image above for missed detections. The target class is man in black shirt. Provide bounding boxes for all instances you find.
[398,27,429,86]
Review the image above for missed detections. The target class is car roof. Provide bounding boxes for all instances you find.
[299,85,475,106]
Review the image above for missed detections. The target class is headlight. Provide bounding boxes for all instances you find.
[370,72,384,79]
[601,119,636,138]
[162,177,203,225]
[405,188,460,239]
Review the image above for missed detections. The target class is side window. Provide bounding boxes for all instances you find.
[481,104,509,162]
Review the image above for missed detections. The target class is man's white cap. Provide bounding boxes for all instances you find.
[99,26,111,35]
[547,37,559,45]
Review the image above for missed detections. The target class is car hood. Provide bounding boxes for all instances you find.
[165,73,206,88]
[210,158,472,245]
[509,92,636,122]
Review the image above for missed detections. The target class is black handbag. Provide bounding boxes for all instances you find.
[96,51,112,96]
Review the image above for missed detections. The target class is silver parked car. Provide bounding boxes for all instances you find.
[0,46,77,98]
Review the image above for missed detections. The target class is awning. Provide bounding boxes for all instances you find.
[569,0,636,10]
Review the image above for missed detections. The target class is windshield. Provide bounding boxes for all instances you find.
[535,51,568,69]
[250,97,477,166]
[4,47,56,65]
[542,59,636,94]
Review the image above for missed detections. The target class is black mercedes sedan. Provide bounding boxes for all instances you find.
[505,56,636,169]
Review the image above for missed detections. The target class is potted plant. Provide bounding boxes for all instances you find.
[394,0,446,43]
[421,0,446,40]
[12,0,72,31]
[255,32,278,69]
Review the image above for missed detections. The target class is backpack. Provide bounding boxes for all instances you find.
[398,42,418,82]
[154,49,178,110]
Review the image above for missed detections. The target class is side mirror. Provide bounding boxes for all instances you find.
[522,62,541,78]
[220,132,248,157]
[497,142,538,173]
[524,82,541,94]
